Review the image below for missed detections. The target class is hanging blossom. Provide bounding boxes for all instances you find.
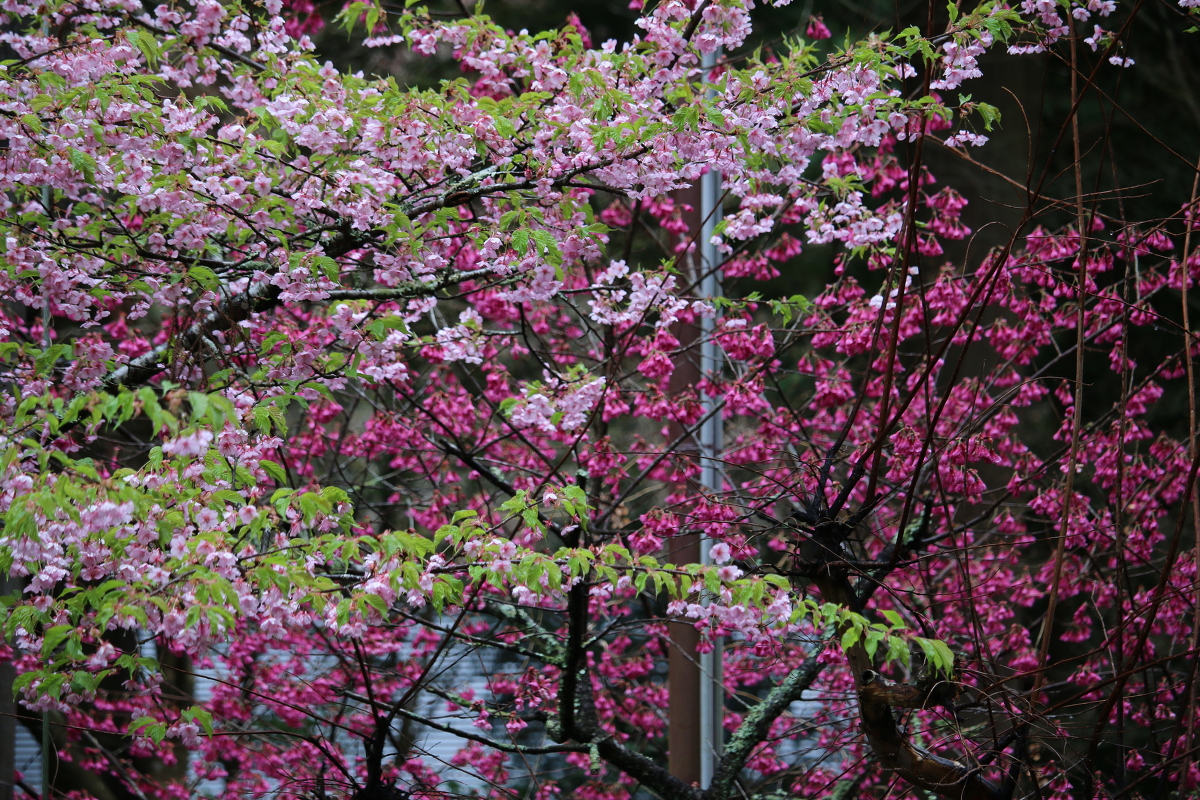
[508,374,608,432]
[588,260,689,327]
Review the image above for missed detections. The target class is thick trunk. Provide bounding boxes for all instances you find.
[813,572,1002,800]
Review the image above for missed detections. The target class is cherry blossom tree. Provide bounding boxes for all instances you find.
[1,0,1199,798]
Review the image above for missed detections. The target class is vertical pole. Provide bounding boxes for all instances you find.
[697,47,724,789]
[667,176,704,787]
[668,48,724,790]
[666,545,703,786]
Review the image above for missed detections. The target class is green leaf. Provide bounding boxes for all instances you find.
[188,391,209,420]
[67,147,97,184]
[312,256,340,280]
[840,625,861,651]
[494,115,516,139]
[183,706,214,735]
[41,624,73,657]
[12,672,38,694]
[521,507,542,532]
[530,229,561,261]
[188,265,219,291]
[915,636,955,676]
[5,504,37,542]
[252,406,272,433]
[40,673,65,699]
[511,229,530,253]
[864,628,887,660]
[125,29,161,67]
[975,101,1002,131]
[361,593,389,614]
[885,635,911,670]
[37,73,66,91]
[211,489,245,506]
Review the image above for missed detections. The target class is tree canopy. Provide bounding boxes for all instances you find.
[1,0,1199,798]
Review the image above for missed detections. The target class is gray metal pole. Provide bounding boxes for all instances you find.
[697,48,724,790]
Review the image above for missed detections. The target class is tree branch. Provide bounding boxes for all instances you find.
[341,690,588,756]
[813,572,1001,800]
[705,658,824,800]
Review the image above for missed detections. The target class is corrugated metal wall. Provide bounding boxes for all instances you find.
[11,724,40,791]
[6,630,510,795]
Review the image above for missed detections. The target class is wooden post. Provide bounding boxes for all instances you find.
[667,79,724,778]
[667,178,706,788]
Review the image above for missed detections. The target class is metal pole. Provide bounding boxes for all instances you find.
[697,48,724,790]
